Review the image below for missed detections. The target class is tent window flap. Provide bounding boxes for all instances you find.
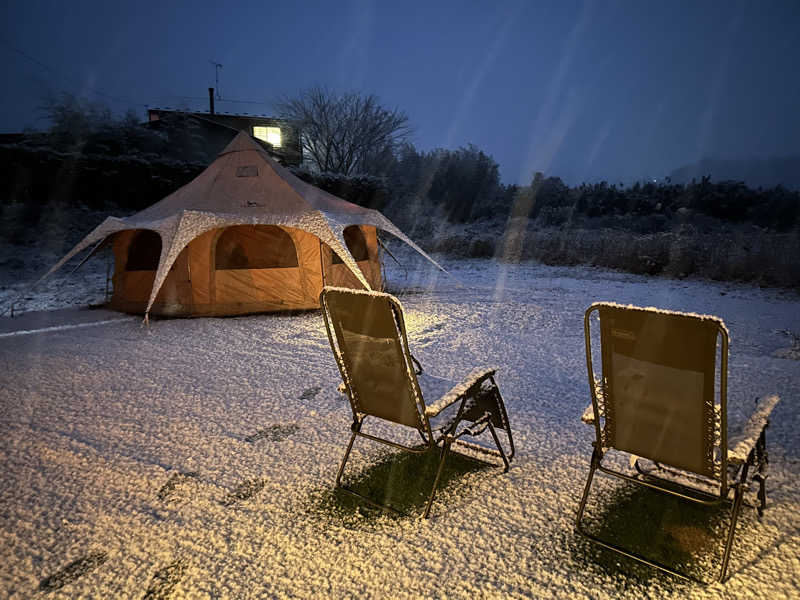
[332,226,369,264]
[215,225,299,270]
[125,230,161,271]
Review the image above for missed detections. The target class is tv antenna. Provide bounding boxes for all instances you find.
[209,60,223,99]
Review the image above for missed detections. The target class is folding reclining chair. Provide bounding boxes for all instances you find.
[320,286,514,519]
[576,302,779,583]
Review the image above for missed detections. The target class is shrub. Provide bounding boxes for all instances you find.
[492,224,800,287]
[469,236,496,258]
[291,169,389,210]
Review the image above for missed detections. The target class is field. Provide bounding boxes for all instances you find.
[1,254,799,598]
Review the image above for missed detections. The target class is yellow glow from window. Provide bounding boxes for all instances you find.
[253,126,281,147]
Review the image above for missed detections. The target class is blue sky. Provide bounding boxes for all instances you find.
[2,0,798,184]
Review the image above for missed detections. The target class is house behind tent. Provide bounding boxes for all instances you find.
[147,105,302,167]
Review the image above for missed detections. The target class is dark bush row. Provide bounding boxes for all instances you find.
[0,145,205,214]
[290,168,390,211]
[423,224,800,288]
[502,174,800,233]
[381,150,800,235]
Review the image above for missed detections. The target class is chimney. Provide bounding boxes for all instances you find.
[208,87,215,115]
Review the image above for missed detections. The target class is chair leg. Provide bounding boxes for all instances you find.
[489,382,515,462]
[577,447,751,584]
[487,420,510,473]
[576,449,601,529]
[719,459,750,583]
[719,480,746,583]
[423,437,452,519]
[575,450,702,584]
[754,428,769,518]
[504,427,516,462]
[335,419,362,488]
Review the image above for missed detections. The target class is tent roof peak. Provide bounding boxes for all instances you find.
[218,130,271,156]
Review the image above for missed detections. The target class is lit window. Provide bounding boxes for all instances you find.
[253,126,281,147]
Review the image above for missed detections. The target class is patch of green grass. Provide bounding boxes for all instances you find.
[310,446,490,523]
[575,481,732,585]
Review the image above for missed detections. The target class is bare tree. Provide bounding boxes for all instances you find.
[276,87,411,176]
[39,92,113,148]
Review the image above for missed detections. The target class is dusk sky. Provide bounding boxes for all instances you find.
[2,0,798,185]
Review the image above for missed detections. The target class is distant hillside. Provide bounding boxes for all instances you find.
[669,157,800,190]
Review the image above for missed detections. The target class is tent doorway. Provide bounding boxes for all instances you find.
[324,225,381,290]
[211,225,305,310]
[111,229,192,313]
[126,230,161,271]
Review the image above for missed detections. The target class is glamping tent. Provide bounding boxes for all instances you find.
[43,132,442,319]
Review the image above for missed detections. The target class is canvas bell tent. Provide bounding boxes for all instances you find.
[41,132,442,319]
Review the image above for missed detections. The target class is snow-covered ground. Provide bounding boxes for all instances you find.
[1,251,799,599]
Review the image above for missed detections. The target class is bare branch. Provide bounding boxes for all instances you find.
[276,87,411,176]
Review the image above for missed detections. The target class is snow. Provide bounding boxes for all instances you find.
[728,394,781,464]
[0,316,134,339]
[1,250,799,599]
[424,367,498,417]
[587,300,729,324]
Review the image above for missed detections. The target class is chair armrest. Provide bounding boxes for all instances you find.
[728,394,780,464]
[424,367,498,417]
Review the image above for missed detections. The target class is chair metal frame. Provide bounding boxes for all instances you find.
[320,287,514,519]
[576,302,771,584]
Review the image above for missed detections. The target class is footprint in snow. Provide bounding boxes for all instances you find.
[300,386,321,400]
[142,559,187,600]
[221,478,265,507]
[157,472,200,502]
[244,424,299,443]
[39,551,108,592]
[420,323,444,334]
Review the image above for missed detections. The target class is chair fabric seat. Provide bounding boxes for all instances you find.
[338,366,498,431]
[581,393,779,465]
[336,372,461,403]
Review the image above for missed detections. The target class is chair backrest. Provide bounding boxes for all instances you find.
[320,286,428,432]
[585,303,728,483]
